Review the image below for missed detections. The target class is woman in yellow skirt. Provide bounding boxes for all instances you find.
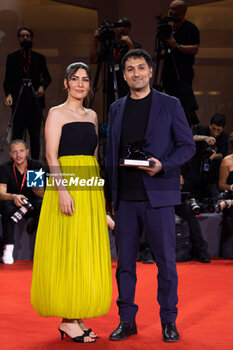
[31,62,112,343]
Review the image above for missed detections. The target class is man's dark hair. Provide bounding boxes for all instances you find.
[17,27,34,38]
[121,49,152,72]
[115,17,131,29]
[210,113,226,127]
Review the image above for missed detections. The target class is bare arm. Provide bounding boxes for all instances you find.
[32,187,44,198]
[218,157,233,192]
[45,108,74,216]
[0,183,27,206]
[193,135,216,145]
[166,37,199,55]
[93,111,99,160]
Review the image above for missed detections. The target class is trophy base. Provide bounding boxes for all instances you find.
[120,158,155,167]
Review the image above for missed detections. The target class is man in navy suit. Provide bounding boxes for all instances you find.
[105,49,195,342]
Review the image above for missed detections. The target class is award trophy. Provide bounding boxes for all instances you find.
[120,140,155,167]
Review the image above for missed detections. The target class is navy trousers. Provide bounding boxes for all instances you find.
[114,200,178,323]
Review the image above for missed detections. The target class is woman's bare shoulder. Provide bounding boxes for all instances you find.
[46,104,67,123]
[49,103,66,116]
[222,154,233,165]
[85,108,97,122]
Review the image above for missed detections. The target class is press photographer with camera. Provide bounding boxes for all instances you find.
[157,0,200,125]
[90,17,141,107]
[0,140,43,264]
[182,113,228,202]
[3,27,51,160]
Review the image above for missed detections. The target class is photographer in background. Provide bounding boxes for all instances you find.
[0,140,43,264]
[182,114,228,202]
[162,0,200,126]
[90,17,141,107]
[3,27,51,160]
[140,175,210,263]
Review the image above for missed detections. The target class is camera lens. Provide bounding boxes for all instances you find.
[189,198,200,214]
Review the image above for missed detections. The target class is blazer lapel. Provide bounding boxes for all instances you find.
[112,95,128,150]
[144,89,162,140]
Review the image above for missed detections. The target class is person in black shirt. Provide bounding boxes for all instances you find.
[90,17,141,108]
[0,139,43,264]
[182,113,229,201]
[162,0,200,125]
[3,27,51,159]
[106,49,195,343]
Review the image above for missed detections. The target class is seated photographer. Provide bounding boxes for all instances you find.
[140,175,210,263]
[0,139,43,264]
[182,113,228,202]
[175,177,210,263]
[90,17,141,106]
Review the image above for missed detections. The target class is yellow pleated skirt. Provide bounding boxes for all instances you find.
[31,155,112,319]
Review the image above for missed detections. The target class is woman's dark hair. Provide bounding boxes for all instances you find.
[17,27,34,38]
[65,62,91,85]
[121,49,152,72]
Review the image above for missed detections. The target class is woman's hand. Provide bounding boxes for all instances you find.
[59,191,74,216]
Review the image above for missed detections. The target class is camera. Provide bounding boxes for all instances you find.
[11,198,34,223]
[189,198,201,214]
[215,191,233,213]
[156,15,181,43]
[99,20,128,46]
[202,145,216,159]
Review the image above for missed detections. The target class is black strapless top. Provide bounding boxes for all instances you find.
[58,122,97,157]
[227,171,233,185]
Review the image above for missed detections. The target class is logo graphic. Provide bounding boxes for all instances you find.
[27,168,45,187]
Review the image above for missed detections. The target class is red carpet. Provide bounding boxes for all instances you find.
[0,259,233,350]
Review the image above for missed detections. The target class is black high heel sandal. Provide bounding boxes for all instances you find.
[83,328,99,339]
[58,328,96,343]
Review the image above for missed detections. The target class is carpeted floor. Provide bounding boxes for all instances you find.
[0,259,233,350]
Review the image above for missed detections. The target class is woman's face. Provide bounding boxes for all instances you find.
[65,68,90,100]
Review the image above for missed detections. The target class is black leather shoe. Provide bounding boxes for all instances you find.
[141,248,155,264]
[109,321,137,341]
[162,322,180,342]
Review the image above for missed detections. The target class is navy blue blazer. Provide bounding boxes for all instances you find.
[105,88,196,209]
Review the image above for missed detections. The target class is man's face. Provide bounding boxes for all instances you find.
[114,20,125,39]
[169,1,185,19]
[18,29,32,44]
[9,143,29,166]
[123,57,152,92]
[209,124,224,139]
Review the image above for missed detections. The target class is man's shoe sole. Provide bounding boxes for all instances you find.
[162,336,180,342]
